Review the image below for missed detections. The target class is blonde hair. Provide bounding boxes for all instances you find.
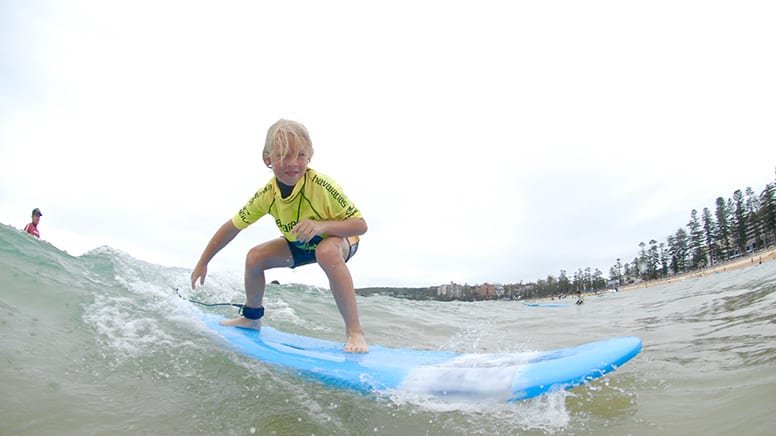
[263,119,314,165]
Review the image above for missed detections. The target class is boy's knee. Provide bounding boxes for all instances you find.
[315,239,344,265]
[246,245,268,267]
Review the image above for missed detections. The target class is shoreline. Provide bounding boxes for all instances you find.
[526,246,776,304]
[618,246,776,292]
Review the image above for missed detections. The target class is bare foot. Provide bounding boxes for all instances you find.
[219,317,262,330]
[344,331,368,353]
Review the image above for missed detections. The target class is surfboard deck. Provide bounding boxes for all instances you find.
[201,313,642,402]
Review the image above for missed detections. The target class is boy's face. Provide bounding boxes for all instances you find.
[266,137,310,186]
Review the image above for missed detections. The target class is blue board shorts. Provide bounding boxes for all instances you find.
[286,235,360,268]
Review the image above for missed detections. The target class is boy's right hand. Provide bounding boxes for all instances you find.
[191,264,207,289]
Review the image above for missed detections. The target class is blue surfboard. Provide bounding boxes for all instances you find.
[201,313,642,402]
[521,302,574,307]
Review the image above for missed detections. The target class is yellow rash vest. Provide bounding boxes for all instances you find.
[232,168,362,247]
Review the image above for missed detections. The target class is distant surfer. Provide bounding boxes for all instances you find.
[191,119,369,353]
[24,208,42,238]
[575,290,584,305]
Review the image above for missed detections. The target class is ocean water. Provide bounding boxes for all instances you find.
[2,222,775,436]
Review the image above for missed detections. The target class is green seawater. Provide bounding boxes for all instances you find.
[2,223,775,435]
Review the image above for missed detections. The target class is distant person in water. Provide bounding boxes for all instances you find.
[24,208,42,238]
[575,290,584,305]
[191,119,369,353]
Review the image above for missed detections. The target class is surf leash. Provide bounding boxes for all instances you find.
[172,287,265,320]
[171,286,244,309]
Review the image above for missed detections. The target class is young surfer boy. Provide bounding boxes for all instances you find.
[191,119,369,353]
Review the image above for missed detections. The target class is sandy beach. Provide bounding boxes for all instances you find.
[619,246,776,291]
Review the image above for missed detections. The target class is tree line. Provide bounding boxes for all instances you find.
[536,168,776,295]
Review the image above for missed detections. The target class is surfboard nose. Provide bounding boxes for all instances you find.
[509,336,643,401]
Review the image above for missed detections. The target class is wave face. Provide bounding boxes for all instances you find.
[2,222,775,435]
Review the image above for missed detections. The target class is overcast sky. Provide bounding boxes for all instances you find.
[2,1,775,288]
